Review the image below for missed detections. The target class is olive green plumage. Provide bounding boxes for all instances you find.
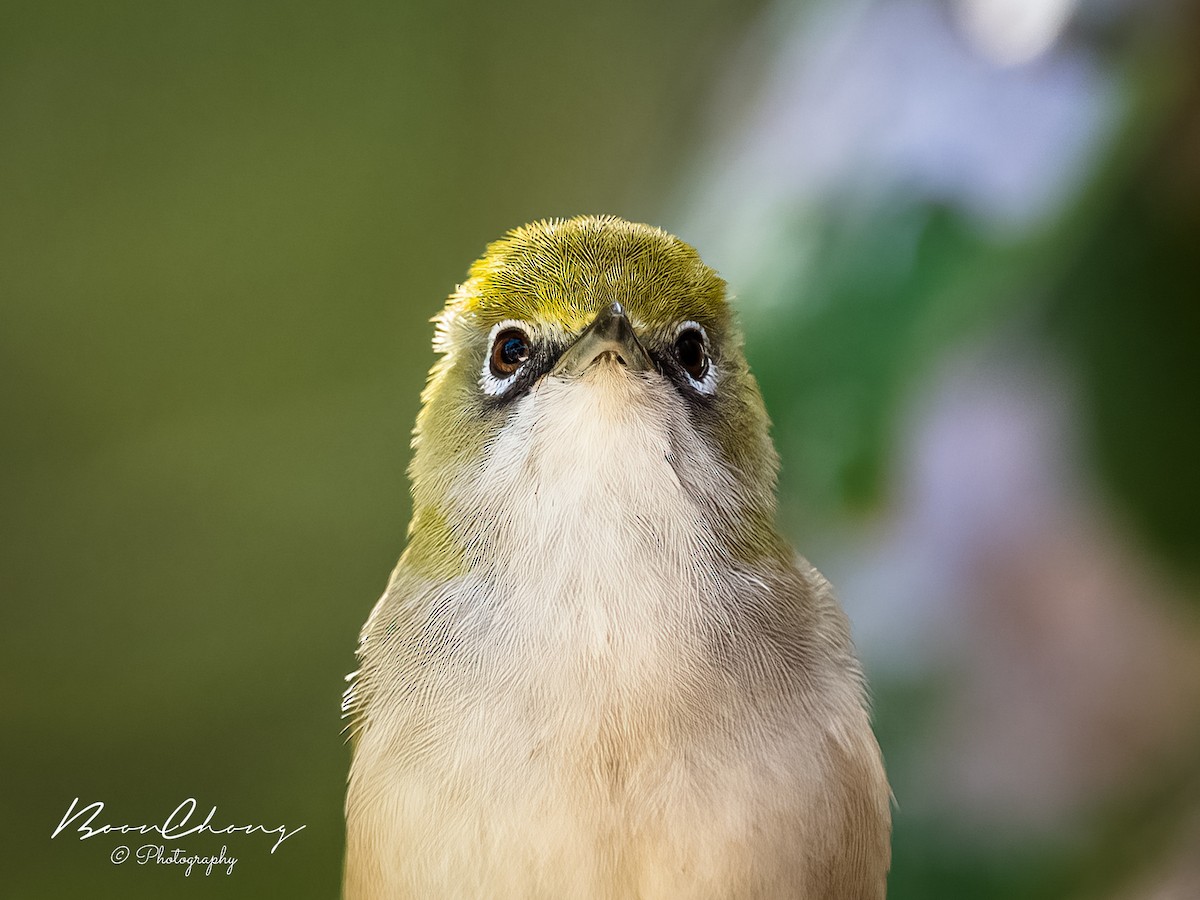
[453,216,727,330]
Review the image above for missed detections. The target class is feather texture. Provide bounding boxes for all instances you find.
[344,217,890,899]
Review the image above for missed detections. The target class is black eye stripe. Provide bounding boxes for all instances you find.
[481,341,561,408]
[481,325,717,410]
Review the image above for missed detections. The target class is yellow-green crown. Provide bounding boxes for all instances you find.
[446,215,727,333]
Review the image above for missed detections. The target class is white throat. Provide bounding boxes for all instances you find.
[447,363,730,677]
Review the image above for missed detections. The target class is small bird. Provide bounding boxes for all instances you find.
[343,216,891,899]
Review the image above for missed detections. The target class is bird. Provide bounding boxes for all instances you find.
[342,215,891,899]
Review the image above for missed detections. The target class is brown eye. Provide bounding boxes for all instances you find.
[674,328,708,381]
[490,327,530,378]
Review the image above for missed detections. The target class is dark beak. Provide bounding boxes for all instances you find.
[551,302,654,375]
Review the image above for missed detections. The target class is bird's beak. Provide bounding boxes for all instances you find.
[551,302,654,376]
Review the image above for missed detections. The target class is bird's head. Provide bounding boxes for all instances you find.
[404,216,784,577]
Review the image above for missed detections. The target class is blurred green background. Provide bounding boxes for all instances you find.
[3,0,1198,897]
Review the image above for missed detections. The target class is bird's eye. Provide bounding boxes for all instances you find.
[489,327,531,378]
[674,327,708,382]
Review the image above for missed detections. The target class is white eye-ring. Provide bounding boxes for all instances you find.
[673,321,717,395]
[480,319,532,396]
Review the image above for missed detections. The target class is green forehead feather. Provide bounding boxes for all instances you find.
[445,215,727,333]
